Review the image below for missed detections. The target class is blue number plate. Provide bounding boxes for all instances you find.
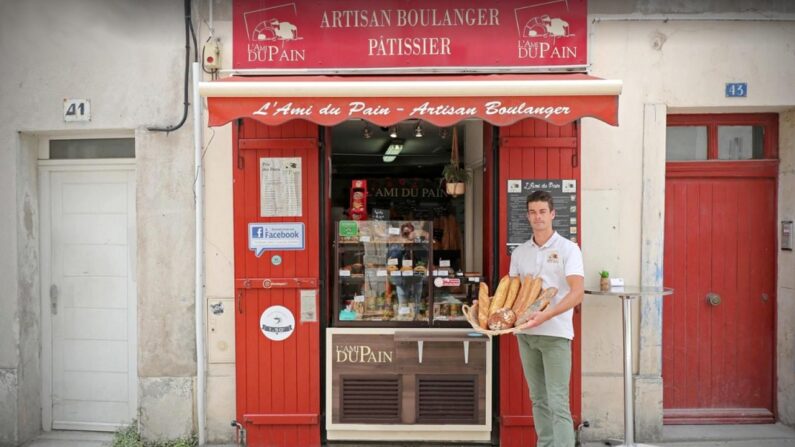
[725,83,748,97]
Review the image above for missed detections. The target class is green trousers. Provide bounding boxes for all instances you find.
[516,334,575,447]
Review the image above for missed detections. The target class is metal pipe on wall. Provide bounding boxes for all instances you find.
[192,61,207,445]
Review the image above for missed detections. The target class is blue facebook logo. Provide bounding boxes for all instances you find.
[251,226,264,239]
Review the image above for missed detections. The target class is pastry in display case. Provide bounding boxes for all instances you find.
[335,220,432,325]
[335,220,481,326]
[431,272,481,323]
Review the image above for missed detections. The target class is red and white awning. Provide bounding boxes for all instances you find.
[200,74,621,127]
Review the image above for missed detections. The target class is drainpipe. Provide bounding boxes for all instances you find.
[192,60,207,445]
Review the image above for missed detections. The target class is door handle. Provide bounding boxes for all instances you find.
[706,292,721,307]
[50,284,59,315]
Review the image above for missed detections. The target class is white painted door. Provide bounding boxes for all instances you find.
[42,164,137,431]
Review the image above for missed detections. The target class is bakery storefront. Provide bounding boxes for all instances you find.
[200,1,621,445]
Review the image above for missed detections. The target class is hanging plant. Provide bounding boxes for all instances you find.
[442,127,469,196]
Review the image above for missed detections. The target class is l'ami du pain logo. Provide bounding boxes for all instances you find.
[242,3,306,63]
[514,0,583,61]
[233,0,586,70]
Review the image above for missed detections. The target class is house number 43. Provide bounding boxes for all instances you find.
[63,99,91,122]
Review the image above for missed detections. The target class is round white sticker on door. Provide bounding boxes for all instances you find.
[259,305,295,341]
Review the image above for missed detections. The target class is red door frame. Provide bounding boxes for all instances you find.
[231,117,587,445]
[495,118,582,446]
[233,119,322,446]
[663,113,779,424]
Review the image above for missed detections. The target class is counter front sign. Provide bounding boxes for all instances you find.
[233,0,587,71]
[335,344,394,364]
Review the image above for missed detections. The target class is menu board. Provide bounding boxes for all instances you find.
[506,179,578,255]
[260,157,302,217]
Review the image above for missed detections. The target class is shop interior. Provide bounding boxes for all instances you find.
[328,119,484,326]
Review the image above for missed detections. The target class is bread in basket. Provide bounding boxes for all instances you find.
[461,275,556,336]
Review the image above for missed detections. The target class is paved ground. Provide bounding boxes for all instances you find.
[19,430,113,447]
[19,423,795,447]
[582,423,795,447]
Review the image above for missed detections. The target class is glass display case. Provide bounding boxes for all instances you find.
[334,220,479,326]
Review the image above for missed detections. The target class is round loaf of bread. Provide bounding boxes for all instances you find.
[487,308,517,331]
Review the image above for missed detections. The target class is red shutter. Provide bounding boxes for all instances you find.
[497,118,582,446]
[234,119,322,446]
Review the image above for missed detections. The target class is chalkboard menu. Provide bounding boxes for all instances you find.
[506,179,578,255]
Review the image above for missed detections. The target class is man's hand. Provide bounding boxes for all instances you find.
[517,310,550,330]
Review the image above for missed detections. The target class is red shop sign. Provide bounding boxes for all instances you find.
[233,0,588,72]
[207,93,617,127]
[201,74,621,127]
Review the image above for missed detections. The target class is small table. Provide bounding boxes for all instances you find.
[585,286,674,447]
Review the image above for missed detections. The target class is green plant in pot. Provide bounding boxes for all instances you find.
[443,127,469,196]
[599,270,610,291]
[443,163,469,196]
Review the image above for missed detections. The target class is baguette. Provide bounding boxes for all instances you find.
[511,275,535,313]
[516,277,543,316]
[535,286,558,308]
[503,277,522,310]
[477,283,491,329]
[488,275,511,315]
[516,287,557,326]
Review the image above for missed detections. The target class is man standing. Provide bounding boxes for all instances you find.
[510,190,584,447]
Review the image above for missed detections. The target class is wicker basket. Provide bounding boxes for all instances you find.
[461,301,525,336]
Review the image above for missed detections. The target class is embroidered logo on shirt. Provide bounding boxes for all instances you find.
[546,251,560,264]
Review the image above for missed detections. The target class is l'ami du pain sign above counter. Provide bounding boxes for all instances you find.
[233,0,588,72]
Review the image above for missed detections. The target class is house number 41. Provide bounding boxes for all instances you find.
[63,99,91,122]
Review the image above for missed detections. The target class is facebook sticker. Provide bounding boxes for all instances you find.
[248,223,305,257]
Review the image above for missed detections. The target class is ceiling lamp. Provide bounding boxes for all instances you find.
[440,127,449,139]
[414,121,423,138]
[389,126,398,138]
[362,123,372,139]
[382,140,404,163]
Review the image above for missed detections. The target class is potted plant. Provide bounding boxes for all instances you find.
[599,270,610,292]
[443,163,469,196]
[443,127,469,196]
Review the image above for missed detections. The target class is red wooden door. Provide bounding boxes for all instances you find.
[663,164,777,424]
[498,119,582,446]
[234,120,322,446]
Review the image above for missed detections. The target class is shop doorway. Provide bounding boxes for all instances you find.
[323,120,493,443]
[328,119,476,299]
[663,114,778,423]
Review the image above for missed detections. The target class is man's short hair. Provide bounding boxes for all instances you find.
[526,190,555,211]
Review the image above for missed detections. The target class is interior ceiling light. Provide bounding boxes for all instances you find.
[389,126,398,138]
[414,121,423,138]
[440,127,449,139]
[362,123,372,139]
[382,139,404,163]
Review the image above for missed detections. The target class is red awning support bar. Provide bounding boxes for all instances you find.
[200,76,622,98]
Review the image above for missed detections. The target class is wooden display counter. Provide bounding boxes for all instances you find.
[325,328,493,442]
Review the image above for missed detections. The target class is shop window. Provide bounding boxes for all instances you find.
[330,119,481,327]
[49,138,135,159]
[666,114,777,161]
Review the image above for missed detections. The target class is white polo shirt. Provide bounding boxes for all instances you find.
[509,231,584,340]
